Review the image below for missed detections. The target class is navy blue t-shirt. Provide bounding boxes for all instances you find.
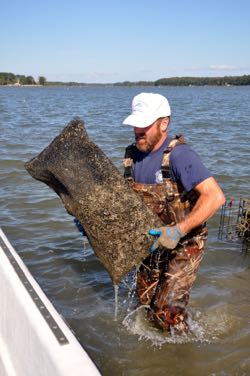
[132,136,211,192]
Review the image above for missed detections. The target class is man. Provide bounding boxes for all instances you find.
[123,93,225,334]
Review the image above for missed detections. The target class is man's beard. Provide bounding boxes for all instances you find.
[135,126,162,153]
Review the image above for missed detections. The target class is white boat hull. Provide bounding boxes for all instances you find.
[0,228,101,376]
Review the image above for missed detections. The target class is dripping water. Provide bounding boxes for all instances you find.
[114,284,119,321]
[82,236,89,261]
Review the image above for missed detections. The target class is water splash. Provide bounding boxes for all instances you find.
[115,264,234,346]
[121,266,139,313]
[81,237,89,261]
[122,305,232,347]
[114,284,119,321]
[122,306,189,346]
[115,262,234,347]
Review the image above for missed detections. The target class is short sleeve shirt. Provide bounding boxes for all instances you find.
[132,136,211,192]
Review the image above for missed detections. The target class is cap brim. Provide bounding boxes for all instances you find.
[123,114,157,128]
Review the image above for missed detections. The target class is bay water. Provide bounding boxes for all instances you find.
[0,85,249,375]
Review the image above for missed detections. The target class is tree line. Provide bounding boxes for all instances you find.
[0,72,46,85]
[154,75,250,86]
[1,72,250,86]
[114,75,250,86]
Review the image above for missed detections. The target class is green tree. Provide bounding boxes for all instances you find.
[38,76,47,85]
[0,72,16,85]
[16,75,26,85]
[26,76,36,85]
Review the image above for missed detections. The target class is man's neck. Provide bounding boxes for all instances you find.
[151,133,168,152]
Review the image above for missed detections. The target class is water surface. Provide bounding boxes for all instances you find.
[0,86,250,375]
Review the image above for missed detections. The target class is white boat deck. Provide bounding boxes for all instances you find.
[0,228,101,376]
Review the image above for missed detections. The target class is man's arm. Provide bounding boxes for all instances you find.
[150,177,225,252]
[178,176,225,234]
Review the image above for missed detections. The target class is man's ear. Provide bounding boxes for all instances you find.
[160,117,170,132]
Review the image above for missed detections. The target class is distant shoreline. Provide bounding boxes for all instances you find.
[1,73,250,87]
[0,73,250,87]
[1,83,250,88]
[0,84,43,87]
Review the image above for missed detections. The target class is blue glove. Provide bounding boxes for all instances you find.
[149,225,186,252]
[73,218,87,237]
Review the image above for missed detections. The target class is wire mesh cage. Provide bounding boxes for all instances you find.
[218,198,250,250]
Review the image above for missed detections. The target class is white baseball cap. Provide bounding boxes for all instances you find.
[123,93,171,128]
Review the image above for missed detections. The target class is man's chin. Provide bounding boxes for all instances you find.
[136,142,152,153]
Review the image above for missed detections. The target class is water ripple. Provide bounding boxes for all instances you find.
[1,86,250,376]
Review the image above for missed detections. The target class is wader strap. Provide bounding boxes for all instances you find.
[161,150,172,179]
[161,134,186,179]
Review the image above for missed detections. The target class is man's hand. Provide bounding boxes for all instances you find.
[149,225,186,252]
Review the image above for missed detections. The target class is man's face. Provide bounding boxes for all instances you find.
[134,119,165,153]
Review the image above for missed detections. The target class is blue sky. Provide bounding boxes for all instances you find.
[1,0,250,83]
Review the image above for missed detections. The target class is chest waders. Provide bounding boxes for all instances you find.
[124,135,208,333]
